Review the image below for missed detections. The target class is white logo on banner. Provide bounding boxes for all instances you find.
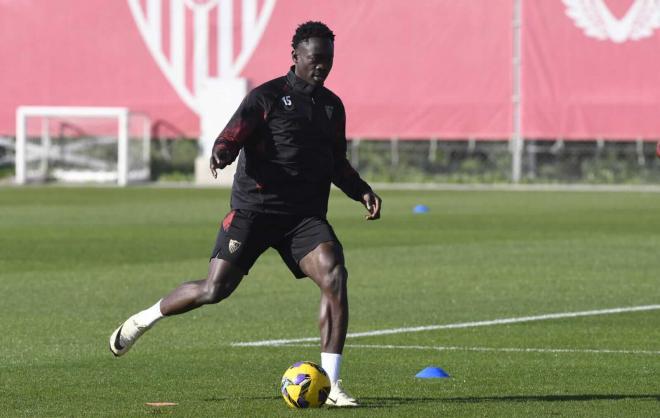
[127,0,276,114]
[563,0,660,43]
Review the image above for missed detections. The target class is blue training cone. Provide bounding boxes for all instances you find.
[413,204,429,214]
[415,366,450,378]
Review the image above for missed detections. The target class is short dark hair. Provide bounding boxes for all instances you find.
[291,21,335,49]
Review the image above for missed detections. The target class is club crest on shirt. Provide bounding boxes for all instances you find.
[325,105,334,120]
[228,239,241,254]
[280,95,294,111]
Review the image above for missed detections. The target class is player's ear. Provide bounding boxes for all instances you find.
[291,49,298,63]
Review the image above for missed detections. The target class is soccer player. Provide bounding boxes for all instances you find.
[109,21,381,407]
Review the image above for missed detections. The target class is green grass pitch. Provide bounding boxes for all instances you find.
[1,186,658,417]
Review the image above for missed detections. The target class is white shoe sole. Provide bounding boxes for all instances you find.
[326,396,359,407]
[326,400,359,407]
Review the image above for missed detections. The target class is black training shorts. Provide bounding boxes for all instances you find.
[211,209,343,278]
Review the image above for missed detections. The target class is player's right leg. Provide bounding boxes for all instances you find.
[109,209,267,357]
[109,258,245,357]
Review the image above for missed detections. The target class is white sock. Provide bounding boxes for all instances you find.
[133,299,164,328]
[321,352,342,384]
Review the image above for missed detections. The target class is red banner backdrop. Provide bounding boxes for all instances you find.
[523,0,660,140]
[2,1,660,140]
[0,0,512,139]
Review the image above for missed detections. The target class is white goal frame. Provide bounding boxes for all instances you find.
[15,106,151,186]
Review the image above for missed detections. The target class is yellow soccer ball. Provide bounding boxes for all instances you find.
[280,361,331,408]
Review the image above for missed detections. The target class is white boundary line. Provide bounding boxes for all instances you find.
[231,304,660,347]
[370,183,660,193]
[276,343,660,356]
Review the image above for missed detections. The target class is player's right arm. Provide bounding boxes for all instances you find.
[210,91,265,178]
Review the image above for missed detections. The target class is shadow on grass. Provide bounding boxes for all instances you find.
[204,396,281,402]
[201,394,659,409]
[359,394,660,408]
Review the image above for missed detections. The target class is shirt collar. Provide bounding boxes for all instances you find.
[287,66,318,96]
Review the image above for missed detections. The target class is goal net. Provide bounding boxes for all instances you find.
[15,106,151,186]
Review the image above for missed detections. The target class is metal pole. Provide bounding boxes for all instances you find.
[40,117,50,180]
[511,0,523,182]
[391,137,399,168]
[15,108,26,184]
[143,115,151,178]
[428,137,437,163]
[636,137,645,166]
[467,137,476,154]
[350,138,360,169]
[118,110,128,186]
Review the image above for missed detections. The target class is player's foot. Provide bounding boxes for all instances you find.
[109,315,151,357]
[325,380,359,407]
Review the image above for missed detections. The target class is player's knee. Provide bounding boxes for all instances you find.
[200,281,233,304]
[320,264,347,296]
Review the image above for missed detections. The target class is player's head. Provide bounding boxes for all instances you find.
[291,21,335,87]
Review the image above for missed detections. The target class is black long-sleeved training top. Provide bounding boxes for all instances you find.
[214,68,372,216]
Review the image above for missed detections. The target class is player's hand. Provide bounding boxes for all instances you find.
[209,154,223,179]
[362,191,382,220]
[209,144,232,178]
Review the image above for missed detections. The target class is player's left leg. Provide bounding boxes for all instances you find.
[299,242,357,407]
[299,241,348,355]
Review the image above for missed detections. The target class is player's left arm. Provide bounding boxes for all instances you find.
[331,101,382,220]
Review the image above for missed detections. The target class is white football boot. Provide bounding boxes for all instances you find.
[325,380,359,407]
[109,315,151,357]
